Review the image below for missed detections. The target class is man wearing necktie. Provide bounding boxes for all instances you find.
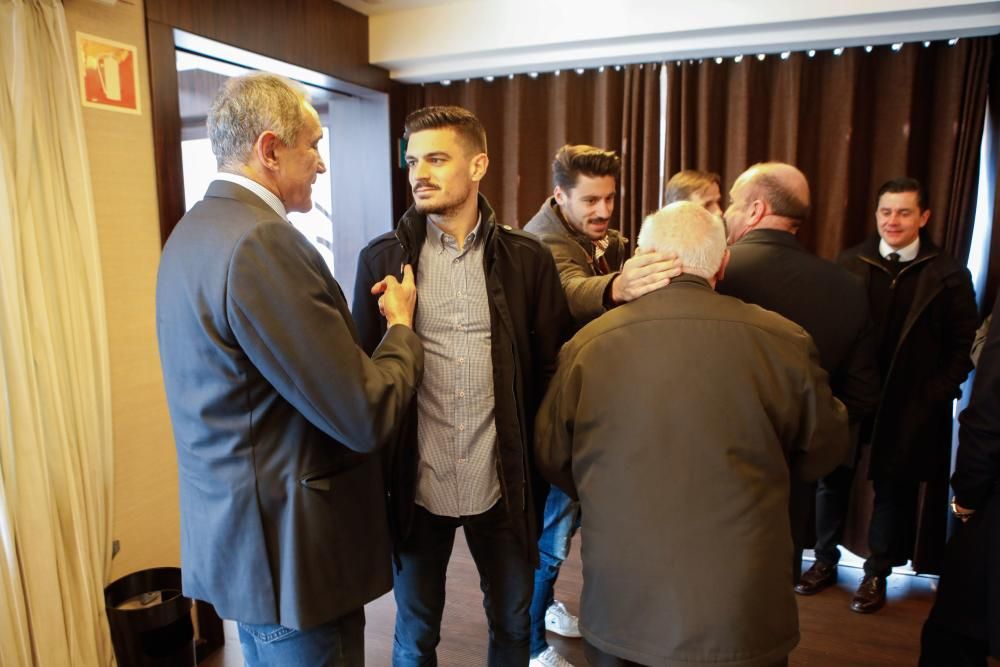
[833,178,977,614]
[522,144,679,667]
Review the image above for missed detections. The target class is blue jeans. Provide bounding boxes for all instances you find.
[237,607,365,666]
[529,485,581,657]
[392,502,532,667]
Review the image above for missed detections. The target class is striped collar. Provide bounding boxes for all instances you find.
[213,172,288,222]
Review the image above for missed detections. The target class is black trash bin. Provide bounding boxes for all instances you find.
[104,567,196,667]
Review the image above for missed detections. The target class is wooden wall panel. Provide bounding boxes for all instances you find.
[147,20,186,246]
[145,0,388,92]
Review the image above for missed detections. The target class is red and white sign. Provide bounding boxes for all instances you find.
[76,32,141,115]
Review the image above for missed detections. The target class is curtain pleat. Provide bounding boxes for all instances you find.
[0,0,114,664]
[619,63,661,245]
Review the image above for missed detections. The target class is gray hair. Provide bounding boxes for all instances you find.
[207,73,310,170]
[638,202,727,279]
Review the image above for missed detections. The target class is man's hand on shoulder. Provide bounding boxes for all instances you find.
[610,249,681,305]
[372,264,417,328]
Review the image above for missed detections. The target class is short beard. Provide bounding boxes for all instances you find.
[415,200,459,216]
[413,188,472,217]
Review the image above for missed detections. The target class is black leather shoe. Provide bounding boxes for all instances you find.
[850,575,886,613]
[795,561,838,595]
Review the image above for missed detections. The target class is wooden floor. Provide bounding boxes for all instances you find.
[204,534,941,666]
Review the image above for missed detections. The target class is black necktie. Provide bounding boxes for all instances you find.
[887,252,901,263]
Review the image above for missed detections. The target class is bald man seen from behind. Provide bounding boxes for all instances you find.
[717,162,880,589]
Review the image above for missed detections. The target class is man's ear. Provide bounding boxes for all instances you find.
[254,131,281,172]
[716,248,731,283]
[748,199,767,228]
[553,185,567,207]
[470,152,489,183]
[919,208,931,228]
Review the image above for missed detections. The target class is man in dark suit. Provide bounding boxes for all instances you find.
[717,162,880,587]
[837,178,977,613]
[156,72,424,666]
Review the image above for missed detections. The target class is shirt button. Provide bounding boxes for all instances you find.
[458,424,465,431]
[457,390,465,398]
[458,357,465,364]
[453,258,460,264]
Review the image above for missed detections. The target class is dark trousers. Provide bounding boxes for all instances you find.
[391,502,532,667]
[788,478,816,584]
[919,507,992,666]
[237,608,365,667]
[864,477,919,577]
[813,464,855,565]
[920,618,988,666]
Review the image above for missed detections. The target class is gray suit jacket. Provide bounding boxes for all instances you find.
[156,180,422,629]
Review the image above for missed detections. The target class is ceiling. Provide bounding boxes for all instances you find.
[334,0,1000,82]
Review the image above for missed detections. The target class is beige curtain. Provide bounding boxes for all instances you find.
[0,0,114,664]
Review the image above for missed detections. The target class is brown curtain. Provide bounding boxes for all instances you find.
[663,38,992,263]
[664,38,993,574]
[388,65,666,237]
[619,63,663,245]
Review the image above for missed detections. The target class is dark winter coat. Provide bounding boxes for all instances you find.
[352,193,573,564]
[839,233,977,481]
[924,291,1000,658]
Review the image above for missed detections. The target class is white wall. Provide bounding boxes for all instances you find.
[367,0,1000,81]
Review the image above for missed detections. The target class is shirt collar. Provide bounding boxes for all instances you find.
[426,213,483,251]
[214,172,289,222]
[879,236,920,262]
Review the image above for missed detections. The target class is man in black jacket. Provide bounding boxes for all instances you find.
[919,291,1000,665]
[718,162,880,588]
[353,106,573,666]
[835,178,977,613]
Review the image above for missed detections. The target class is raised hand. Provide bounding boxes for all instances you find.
[371,264,417,328]
[610,249,681,304]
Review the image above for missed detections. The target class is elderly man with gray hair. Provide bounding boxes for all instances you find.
[535,202,848,667]
[157,72,423,666]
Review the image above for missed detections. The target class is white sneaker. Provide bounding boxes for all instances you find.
[544,600,581,638]
[530,646,576,667]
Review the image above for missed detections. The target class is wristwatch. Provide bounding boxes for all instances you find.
[950,496,975,521]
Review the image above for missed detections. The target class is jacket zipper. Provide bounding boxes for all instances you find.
[856,252,937,444]
[858,253,934,290]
